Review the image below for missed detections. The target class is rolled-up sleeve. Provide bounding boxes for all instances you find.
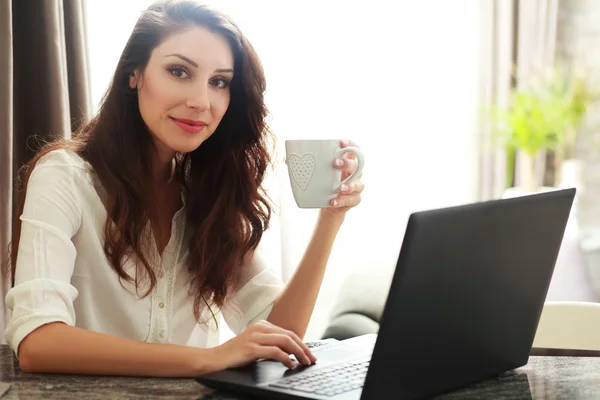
[5,151,82,355]
[221,243,285,335]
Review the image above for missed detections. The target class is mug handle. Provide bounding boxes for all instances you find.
[336,146,365,187]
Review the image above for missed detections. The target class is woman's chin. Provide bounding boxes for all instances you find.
[170,137,209,154]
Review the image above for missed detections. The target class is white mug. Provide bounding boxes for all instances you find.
[285,139,365,208]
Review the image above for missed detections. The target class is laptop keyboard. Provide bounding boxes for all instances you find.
[304,340,335,349]
[269,360,369,397]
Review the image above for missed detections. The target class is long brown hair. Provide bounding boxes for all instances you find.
[5,0,274,323]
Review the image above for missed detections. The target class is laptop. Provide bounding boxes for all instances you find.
[196,188,575,399]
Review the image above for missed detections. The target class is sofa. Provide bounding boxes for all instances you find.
[321,271,391,340]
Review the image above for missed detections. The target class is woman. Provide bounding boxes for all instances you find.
[3,0,365,377]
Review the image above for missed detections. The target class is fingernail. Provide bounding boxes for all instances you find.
[335,159,344,167]
[342,139,349,146]
[332,199,338,207]
[340,184,349,192]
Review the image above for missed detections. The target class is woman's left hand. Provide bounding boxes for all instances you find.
[324,139,365,214]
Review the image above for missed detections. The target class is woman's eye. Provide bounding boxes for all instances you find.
[168,66,190,79]
[211,77,230,88]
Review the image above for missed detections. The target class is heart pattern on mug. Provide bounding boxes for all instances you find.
[288,153,316,191]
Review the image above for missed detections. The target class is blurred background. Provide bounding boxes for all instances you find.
[1,0,600,343]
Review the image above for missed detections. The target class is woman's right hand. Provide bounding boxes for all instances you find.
[212,320,318,370]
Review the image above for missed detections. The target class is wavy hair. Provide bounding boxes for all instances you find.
[6,0,274,323]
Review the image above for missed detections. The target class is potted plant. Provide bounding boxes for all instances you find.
[490,66,596,194]
[550,71,597,188]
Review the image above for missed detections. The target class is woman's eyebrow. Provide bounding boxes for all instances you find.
[166,53,198,68]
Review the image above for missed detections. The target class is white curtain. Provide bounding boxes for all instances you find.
[516,0,559,188]
[477,0,559,200]
[516,0,559,80]
[477,0,517,200]
[85,0,481,341]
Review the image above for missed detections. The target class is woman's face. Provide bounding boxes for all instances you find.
[130,26,234,165]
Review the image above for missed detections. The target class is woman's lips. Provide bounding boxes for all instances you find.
[170,117,206,133]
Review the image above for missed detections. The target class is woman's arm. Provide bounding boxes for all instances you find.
[19,321,316,375]
[268,140,365,338]
[18,322,218,377]
[267,211,345,338]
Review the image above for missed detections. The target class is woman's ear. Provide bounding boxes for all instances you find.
[129,70,141,89]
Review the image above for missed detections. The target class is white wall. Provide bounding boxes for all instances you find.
[85,0,481,341]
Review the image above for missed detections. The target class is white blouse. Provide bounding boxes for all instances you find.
[4,149,285,355]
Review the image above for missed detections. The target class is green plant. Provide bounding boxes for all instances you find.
[489,66,597,189]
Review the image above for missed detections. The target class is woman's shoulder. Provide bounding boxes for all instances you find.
[32,148,94,186]
[36,148,87,169]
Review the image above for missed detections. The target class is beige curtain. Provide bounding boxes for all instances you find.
[515,0,559,189]
[0,0,13,345]
[477,0,559,200]
[477,0,518,200]
[0,0,92,343]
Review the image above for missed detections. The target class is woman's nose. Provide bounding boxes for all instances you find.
[186,86,210,111]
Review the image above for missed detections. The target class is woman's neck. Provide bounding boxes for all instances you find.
[151,148,176,183]
[153,159,175,183]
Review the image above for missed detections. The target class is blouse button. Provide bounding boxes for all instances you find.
[158,301,165,309]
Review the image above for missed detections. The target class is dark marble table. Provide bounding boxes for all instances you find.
[0,345,599,399]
